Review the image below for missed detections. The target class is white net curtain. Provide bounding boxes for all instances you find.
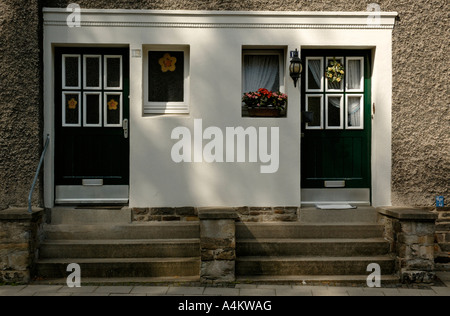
[243,55,280,93]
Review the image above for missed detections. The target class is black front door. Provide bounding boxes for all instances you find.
[54,47,129,204]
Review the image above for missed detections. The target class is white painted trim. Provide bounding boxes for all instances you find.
[43,8,398,29]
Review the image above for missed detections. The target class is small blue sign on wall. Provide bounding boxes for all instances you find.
[436,196,445,208]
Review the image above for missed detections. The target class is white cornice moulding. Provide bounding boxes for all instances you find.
[43,8,398,30]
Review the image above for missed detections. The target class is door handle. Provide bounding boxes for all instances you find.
[123,119,129,139]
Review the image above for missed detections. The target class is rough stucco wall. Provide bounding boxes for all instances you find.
[0,0,43,210]
[4,0,446,207]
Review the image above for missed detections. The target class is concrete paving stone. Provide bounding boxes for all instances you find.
[436,272,450,281]
[17,285,64,295]
[256,284,293,290]
[72,292,110,296]
[394,288,433,296]
[203,287,240,296]
[167,286,205,295]
[34,292,73,296]
[275,288,313,296]
[94,286,133,294]
[235,284,258,289]
[58,285,98,293]
[349,288,386,296]
[0,285,27,295]
[239,288,276,296]
[431,286,450,296]
[131,286,169,295]
[110,293,147,296]
[312,287,350,296]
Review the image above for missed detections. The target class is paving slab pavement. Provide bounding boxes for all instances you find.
[0,282,449,296]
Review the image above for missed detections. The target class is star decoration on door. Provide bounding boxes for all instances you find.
[107,98,118,110]
[159,53,177,72]
[67,98,78,110]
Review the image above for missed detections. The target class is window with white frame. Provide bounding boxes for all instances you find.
[242,49,285,94]
[143,45,190,114]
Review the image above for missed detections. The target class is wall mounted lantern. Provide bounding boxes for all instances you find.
[289,49,303,87]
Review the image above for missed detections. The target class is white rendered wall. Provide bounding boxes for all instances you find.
[43,10,397,208]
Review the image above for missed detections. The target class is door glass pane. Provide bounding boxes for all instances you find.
[326,95,343,129]
[84,93,101,126]
[347,58,363,91]
[63,92,80,126]
[306,95,322,129]
[306,58,323,91]
[347,95,364,129]
[85,56,101,89]
[105,93,122,126]
[148,51,184,102]
[326,57,344,91]
[105,56,122,89]
[63,55,80,88]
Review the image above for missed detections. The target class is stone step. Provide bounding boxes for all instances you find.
[36,257,200,278]
[299,207,379,223]
[31,276,201,285]
[236,274,400,285]
[236,238,390,257]
[39,239,200,259]
[50,207,132,224]
[236,256,395,276]
[236,222,384,239]
[44,222,200,240]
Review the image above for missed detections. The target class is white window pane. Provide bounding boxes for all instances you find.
[306,95,323,129]
[63,55,81,89]
[326,95,343,129]
[326,57,344,91]
[346,58,364,91]
[84,55,101,89]
[104,56,122,89]
[104,93,123,127]
[83,93,102,127]
[306,58,323,91]
[243,54,280,92]
[346,95,364,129]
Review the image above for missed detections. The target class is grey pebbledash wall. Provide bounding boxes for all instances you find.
[0,0,448,209]
[0,0,43,210]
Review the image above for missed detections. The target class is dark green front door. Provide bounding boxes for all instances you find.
[54,47,129,204]
[301,50,371,201]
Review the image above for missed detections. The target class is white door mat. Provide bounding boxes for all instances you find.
[315,204,357,210]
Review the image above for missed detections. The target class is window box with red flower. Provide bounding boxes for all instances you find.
[242,88,287,117]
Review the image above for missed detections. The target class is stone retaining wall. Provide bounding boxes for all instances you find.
[378,207,437,283]
[132,206,299,222]
[0,208,44,284]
